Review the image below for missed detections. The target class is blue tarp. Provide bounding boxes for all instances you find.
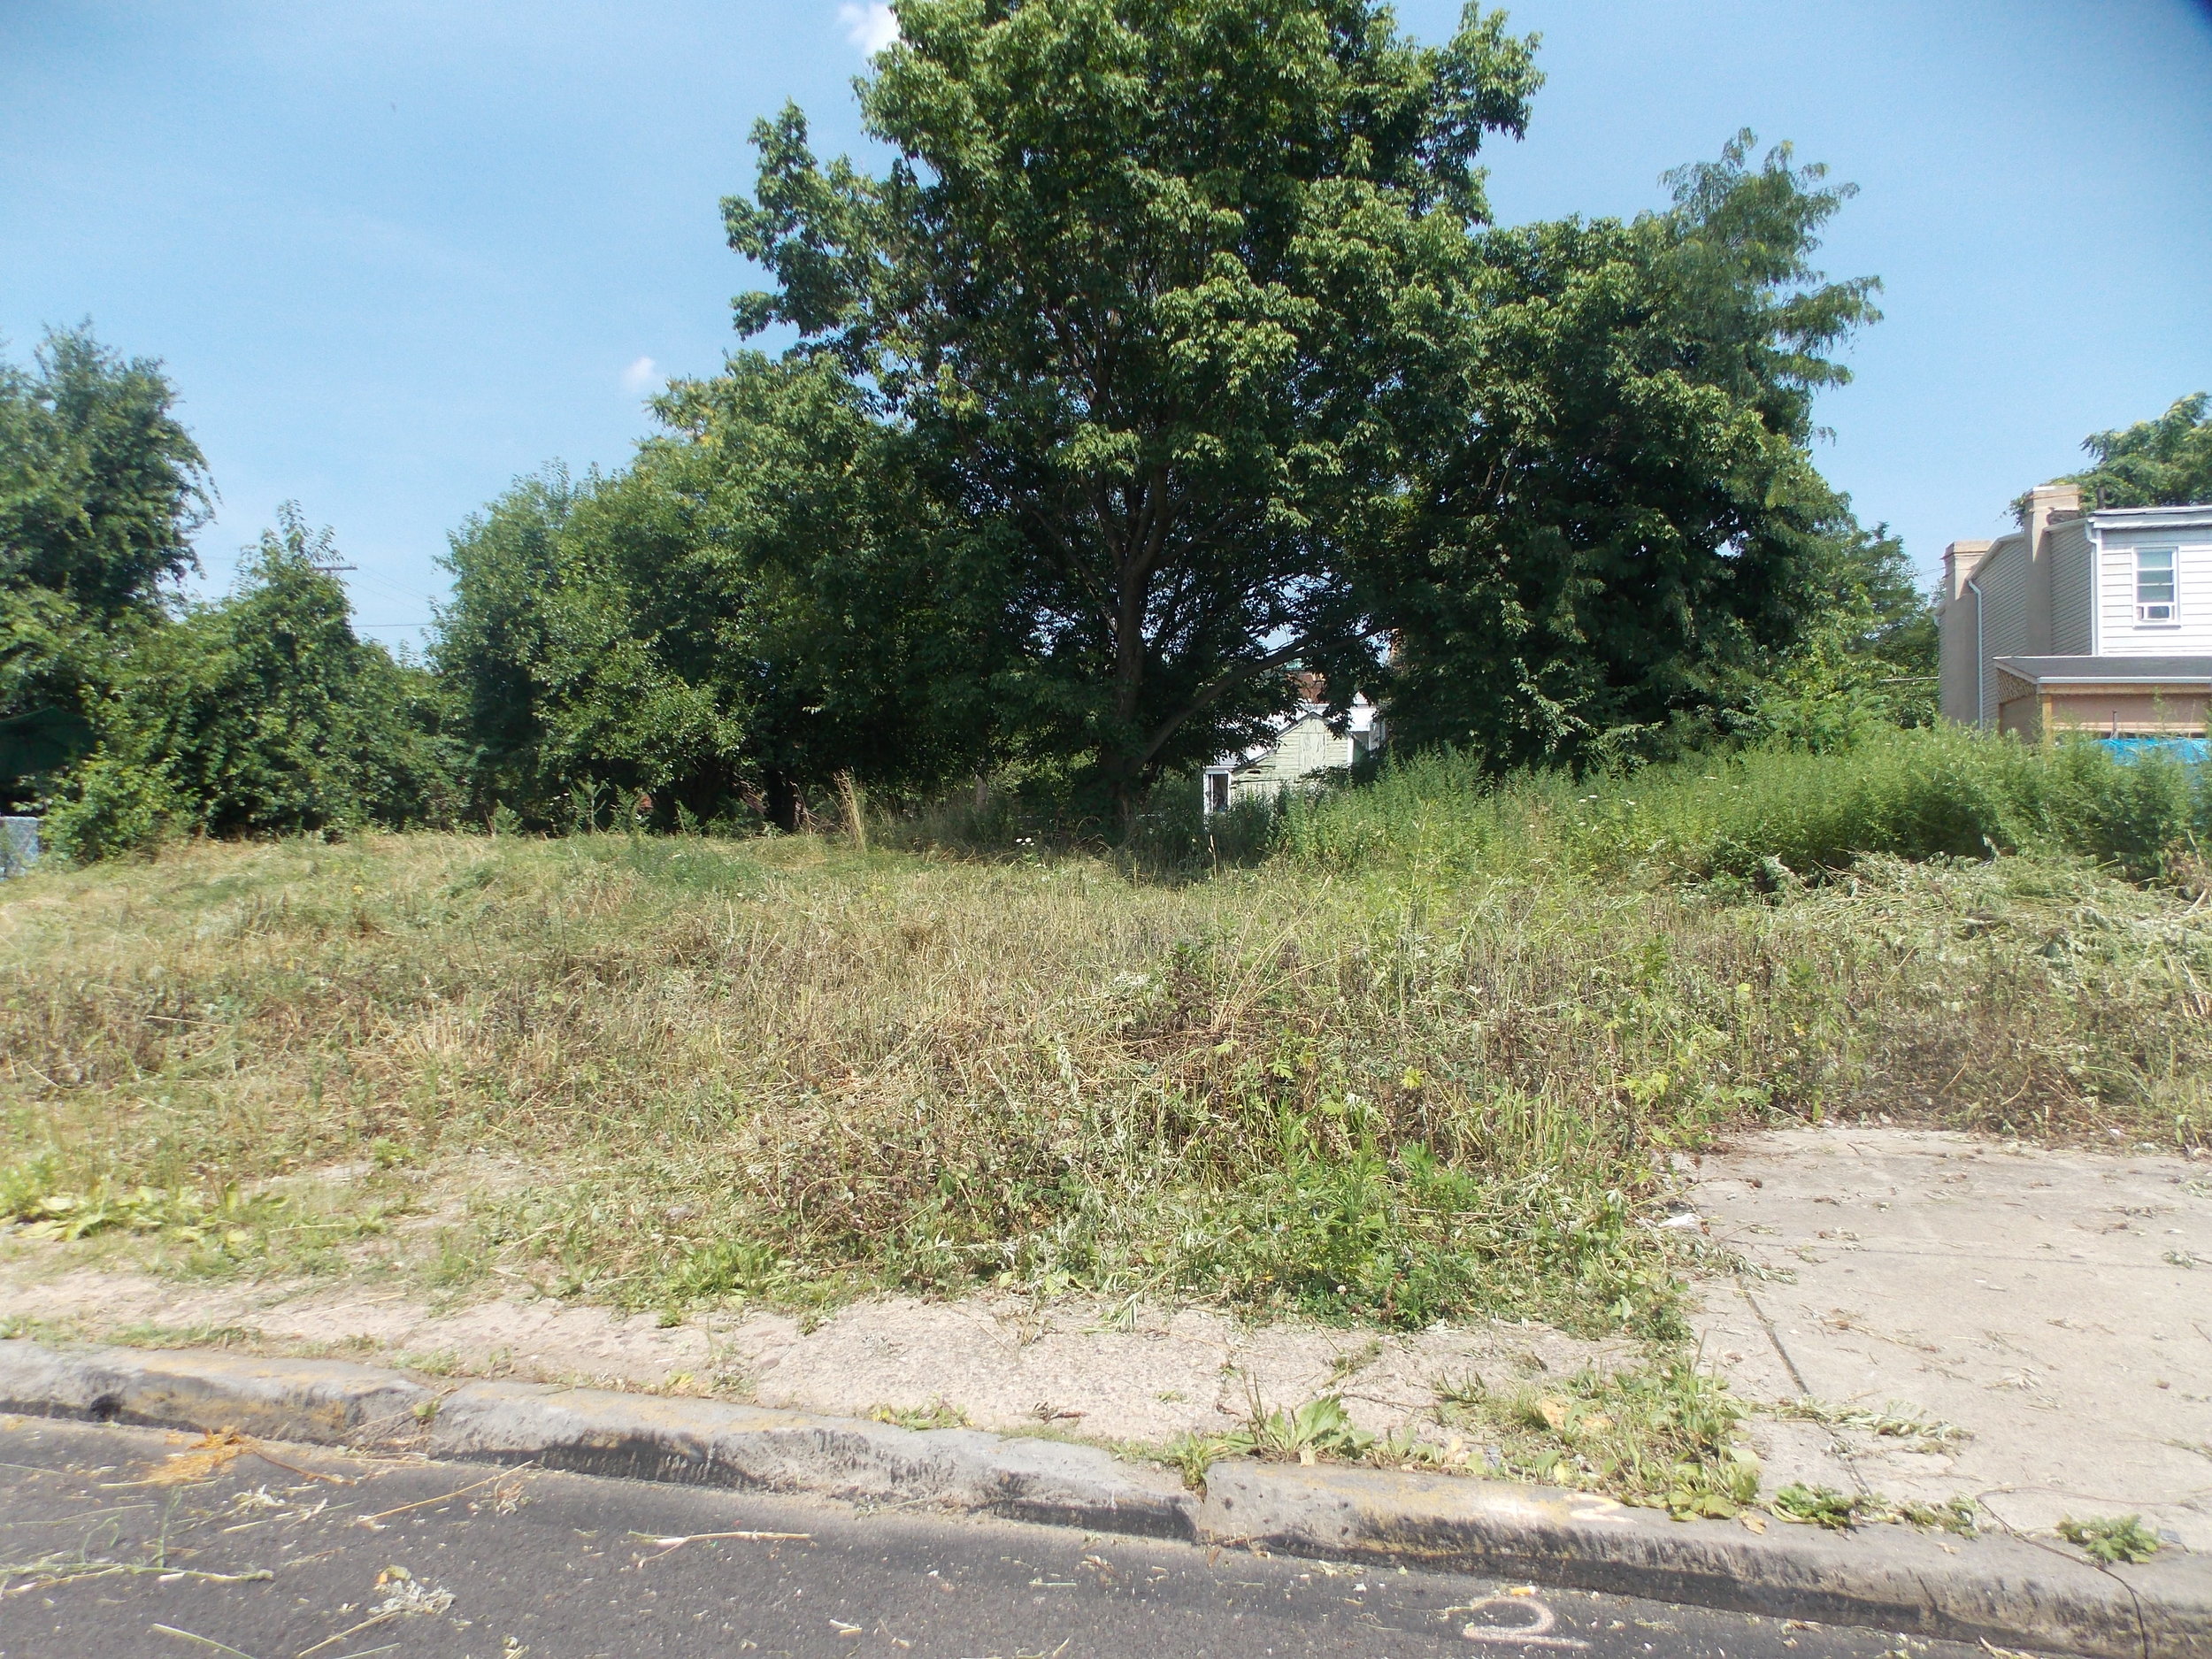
[2098,738,2209,764]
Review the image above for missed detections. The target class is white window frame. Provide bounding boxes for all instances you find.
[2135,545,2178,624]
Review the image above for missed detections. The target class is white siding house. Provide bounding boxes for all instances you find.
[2094,513,2212,657]
[1202,696,1383,814]
[1939,487,2212,740]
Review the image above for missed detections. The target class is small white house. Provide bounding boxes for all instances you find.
[1202,695,1384,814]
[1939,484,2212,739]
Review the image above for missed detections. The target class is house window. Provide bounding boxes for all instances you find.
[1207,772,1229,813]
[2136,547,2177,622]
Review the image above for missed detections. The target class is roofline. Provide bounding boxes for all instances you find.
[1993,661,2212,687]
[2086,503,2212,532]
[2016,676,2212,687]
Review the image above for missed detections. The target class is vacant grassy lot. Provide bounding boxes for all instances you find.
[4,741,2207,1342]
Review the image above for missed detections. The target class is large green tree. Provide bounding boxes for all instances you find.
[656,352,1013,826]
[432,467,579,822]
[0,326,211,615]
[1373,134,1890,764]
[437,451,764,829]
[1,326,212,806]
[725,0,1540,822]
[2056,392,2212,510]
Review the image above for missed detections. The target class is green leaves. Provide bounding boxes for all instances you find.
[2057,1513,2162,1564]
[1250,1392,1376,1462]
[0,1157,294,1257]
[435,353,1013,826]
[1,327,214,810]
[43,507,456,858]
[1772,1484,1980,1536]
[1770,1482,1862,1529]
[2058,392,2212,511]
[707,8,1909,809]
[723,0,1540,817]
[1375,133,1888,770]
[0,326,210,620]
[1,332,451,849]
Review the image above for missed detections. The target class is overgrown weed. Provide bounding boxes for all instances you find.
[2056,1513,2162,1563]
[1772,1483,1979,1535]
[1427,1361,1763,1517]
[1278,726,2212,887]
[0,780,2205,1333]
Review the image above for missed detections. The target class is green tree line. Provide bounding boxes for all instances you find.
[8,0,2204,858]
[1,332,454,856]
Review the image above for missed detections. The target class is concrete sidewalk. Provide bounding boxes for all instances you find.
[0,1256,1628,1448]
[0,1125,2203,1555]
[1690,1126,2212,1549]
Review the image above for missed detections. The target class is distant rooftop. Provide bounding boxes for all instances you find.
[1993,655,2212,683]
[2085,502,2212,528]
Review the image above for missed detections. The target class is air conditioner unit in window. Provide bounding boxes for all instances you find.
[2139,603,2175,622]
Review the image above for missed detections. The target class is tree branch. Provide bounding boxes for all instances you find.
[1134,634,1317,771]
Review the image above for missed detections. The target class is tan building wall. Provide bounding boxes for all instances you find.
[2020,483,2079,654]
[1226,714,1358,807]
[1991,669,2209,741]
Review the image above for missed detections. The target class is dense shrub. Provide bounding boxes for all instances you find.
[42,512,457,859]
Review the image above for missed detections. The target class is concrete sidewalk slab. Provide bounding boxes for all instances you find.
[0,1253,1627,1445]
[1692,1126,2212,1548]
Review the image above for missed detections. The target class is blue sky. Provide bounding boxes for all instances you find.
[4,0,2209,648]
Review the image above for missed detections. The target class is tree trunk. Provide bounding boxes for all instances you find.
[764,770,802,834]
[1099,756,1145,843]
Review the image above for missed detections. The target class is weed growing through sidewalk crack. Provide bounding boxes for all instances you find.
[1157,1390,1386,1489]
[1769,1398,1970,1454]
[2057,1513,2161,1563]
[1327,1340,1385,1381]
[1162,1429,1254,1490]
[1772,1484,1978,1535]
[1431,1361,1762,1519]
[1248,1393,1375,1463]
[1772,1485,1866,1529]
[867,1399,971,1431]
[1164,1361,1773,1523]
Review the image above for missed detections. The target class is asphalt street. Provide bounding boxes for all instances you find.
[0,1416,1972,1659]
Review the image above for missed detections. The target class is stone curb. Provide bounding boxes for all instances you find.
[1199,1462,2206,1659]
[0,1339,2200,1658]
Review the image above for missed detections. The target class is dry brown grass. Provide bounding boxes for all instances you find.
[0,829,2205,1332]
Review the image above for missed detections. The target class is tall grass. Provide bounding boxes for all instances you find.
[0,804,2204,1336]
[1278,726,2211,886]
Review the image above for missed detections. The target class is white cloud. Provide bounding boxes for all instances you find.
[621,355,658,396]
[839,1,898,56]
